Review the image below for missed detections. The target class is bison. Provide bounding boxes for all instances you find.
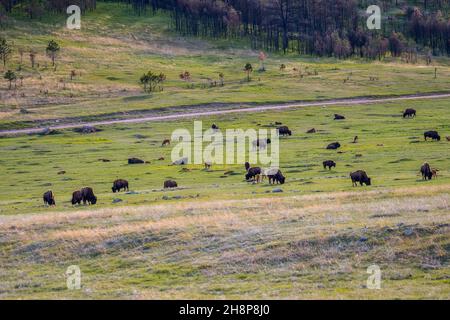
[246,167,262,183]
[277,126,292,136]
[424,131,441,141]
[245,162,251,172]
[264,168,285,184]
[128,157,145,164]
[161,139,170,146]
[306,128,316,134]
[420,163,433,180]
[334,114,345,120]
[350,170,371,186]
[43,190,55,206]
[323,160,336,170]
[326,142,341,150]
[81,187,97,205]
[112,179,129,193]
[164,180,178,188]
[211,123,219,130]
[403,108,416,118]
[71,190,82,205]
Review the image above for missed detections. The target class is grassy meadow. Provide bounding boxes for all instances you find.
[0,2,449,299]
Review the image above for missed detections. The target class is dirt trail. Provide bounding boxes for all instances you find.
[1,92,450,136]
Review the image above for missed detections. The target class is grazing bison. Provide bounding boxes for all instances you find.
[81,187,97,205]
[128,157,145,164]
[420,163,433,180]
[277,126,292,136]
[246,167,262,183]
[403,108,416,118]
[212,123,219,130]
[326,142,341,150]
[161,139,170,146]
[71,190,82,205]
[323,160,336,170]
[112,179,129,193]
[424,131,441,141]
[334,114,346,120]
[350,170,371,186]
[245,162,250,172]
[164,180,178,188]
[446,136,450,142]
[43,190,55,206]
[264,168,285,184]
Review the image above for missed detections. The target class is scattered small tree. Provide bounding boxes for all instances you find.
[0,37,12,68]
[140,71,166,92]
[29,49,37,68]
[46,40,60,66]
[244,63,253,82]
[4,70,16,89]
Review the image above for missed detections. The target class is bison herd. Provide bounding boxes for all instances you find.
[42,107,445,207]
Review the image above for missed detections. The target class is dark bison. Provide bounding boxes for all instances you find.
[112,179,129,193]
[277,126,292,136]
[81,187,97,205]
[323,160,336,170]
[212,123,219,130]
[326,142,341,150]
[43,190,55,206]
[424,131,440,141]
[403,108,416,118]
[334,114,345,120]
[245,162,250,172]
[164,180,178,188]
[306,128,316,134]
[128,157,145,164]
[245,167,262,182]
[350,170,371,186]
[266,169,285,185]
[420,163,433,180]
[71,190,82,205]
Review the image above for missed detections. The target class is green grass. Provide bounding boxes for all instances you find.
[2,2,450,129]
[0,98,449,215]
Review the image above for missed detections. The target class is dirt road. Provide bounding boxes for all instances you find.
[1,92,450,136]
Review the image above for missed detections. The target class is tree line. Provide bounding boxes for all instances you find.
[2,0,450,58]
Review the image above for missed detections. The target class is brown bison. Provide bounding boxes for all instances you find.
[164,180,178,188]
[71,190,82,205]
[420,163,433,180]
[424,131,441,141]
[161,139,170,146]
[246,167,262,183]
[326,142,341,150]
[403,108,416,118]
[112,179,129,193]
[81,187,97,205]
[323,160,336,170]
[350,170,371,186]
[43,190,55,206]
[277,126,292,136]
